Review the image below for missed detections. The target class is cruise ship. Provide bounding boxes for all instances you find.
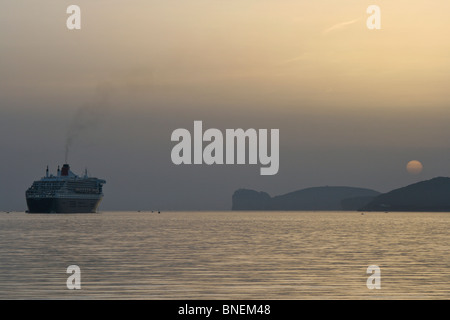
[26,164,106,213]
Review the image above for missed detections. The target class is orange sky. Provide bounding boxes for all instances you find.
[2,1,450,109]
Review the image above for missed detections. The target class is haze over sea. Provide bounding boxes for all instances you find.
[0,211,448,299]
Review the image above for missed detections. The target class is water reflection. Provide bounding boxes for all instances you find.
[0,211,448,299]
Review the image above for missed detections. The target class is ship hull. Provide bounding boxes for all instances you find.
[26,197,103,213]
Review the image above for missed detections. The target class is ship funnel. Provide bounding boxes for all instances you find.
[61,164,70,176]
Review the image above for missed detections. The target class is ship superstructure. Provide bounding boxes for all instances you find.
[26,164,106,213]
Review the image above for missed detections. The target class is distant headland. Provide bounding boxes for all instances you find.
[232,186,380,211]
[361,177,450,212]
[232,177,450,212]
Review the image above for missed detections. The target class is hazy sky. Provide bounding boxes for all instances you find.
[2,1,450,211]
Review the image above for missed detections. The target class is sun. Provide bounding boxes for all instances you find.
[406,160,423,175]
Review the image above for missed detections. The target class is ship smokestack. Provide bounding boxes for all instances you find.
[46,166,49,178]
[61,164,70,176]
[57,165,61,177]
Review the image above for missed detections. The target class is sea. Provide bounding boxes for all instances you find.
[0,210,448,300]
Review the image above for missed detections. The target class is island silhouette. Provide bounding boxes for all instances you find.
[232,177,450,212]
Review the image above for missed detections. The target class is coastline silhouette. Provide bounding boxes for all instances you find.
[232,177,450,212]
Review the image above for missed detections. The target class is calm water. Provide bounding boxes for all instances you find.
[0,211,448,299]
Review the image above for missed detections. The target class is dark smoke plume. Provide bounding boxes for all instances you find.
[65,83,113,163]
